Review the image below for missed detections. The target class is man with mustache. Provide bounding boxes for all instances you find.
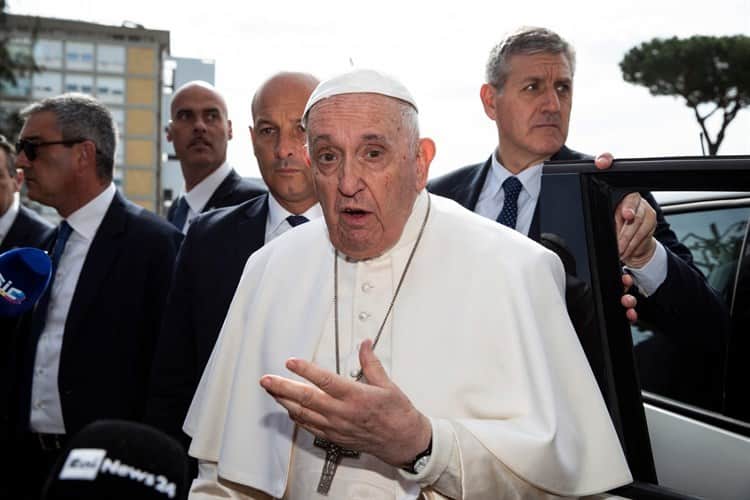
[166,81,265,233]
[428,27,728,410]
[182,69,631,499]
[146,72,321,449]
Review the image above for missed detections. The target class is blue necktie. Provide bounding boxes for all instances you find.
[30,221,73,339]
[171,197,189,231]
[286,215,309,227]
[496,176,523,229]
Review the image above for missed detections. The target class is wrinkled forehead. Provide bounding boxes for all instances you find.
[307,93,409,128]
[507,51,573,81]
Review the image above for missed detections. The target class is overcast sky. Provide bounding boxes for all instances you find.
[10,0,750,179]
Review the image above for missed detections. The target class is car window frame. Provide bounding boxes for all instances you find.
[539,155,750,492]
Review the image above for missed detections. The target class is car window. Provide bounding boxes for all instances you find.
[665,202,749,303]
[631,195,750,417]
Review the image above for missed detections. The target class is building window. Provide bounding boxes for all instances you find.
[33,39,63,69]
[97,45,126,73]
[32,71,63,98]
[96,76,126,104]
[65,42,95,71]
[64,74,95,95]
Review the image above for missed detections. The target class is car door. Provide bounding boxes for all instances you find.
[539,155,750,500]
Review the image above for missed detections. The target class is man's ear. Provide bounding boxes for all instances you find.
[303,145,312,168]
[74,140,98,175]
[479,83,498,121]
[415,138,435,190]
[165,122,173,142]
[227,119,233,141]
[13,169,24,192]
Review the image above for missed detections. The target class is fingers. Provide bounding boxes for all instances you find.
[620,292,638,323]
[626,308,638,323]
[260,374,351,438]
[616,193,655,260]
[621,273,634,291]
[594,152,614,170]
[358,339,390,387]
[284,357,351,398]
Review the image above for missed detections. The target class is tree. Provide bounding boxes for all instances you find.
[620,35,750,155]
[0,0,37,140]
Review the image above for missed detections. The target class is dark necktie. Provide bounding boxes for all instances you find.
[286,215,309,227]
[496,176,523,229]
[30,221,73,339]
[171,197,189,230]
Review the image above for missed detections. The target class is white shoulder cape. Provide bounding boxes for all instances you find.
[184,192,631,498]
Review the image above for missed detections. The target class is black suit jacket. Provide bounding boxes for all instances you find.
[166,169,266,224]
[428,146,729,410]
[2,191,183,441]
[146,193,269,446]
[0,205,53,253]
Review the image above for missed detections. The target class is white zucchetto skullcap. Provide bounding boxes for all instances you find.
[302,69,418,126]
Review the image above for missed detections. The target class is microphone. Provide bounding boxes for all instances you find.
[42,420,190,500]
[0,247,51,317]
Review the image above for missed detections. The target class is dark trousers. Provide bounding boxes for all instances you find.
[2,433,67,500]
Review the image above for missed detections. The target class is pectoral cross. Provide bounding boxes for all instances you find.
[314,436,360,494]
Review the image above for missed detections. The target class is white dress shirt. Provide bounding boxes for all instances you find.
[264,194,323,244]
[179,162,232,233]
[0,193,20,245]
[476,150,667,295]
[30,183,116,434]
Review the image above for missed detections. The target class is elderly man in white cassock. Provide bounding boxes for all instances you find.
[184,69,632,499]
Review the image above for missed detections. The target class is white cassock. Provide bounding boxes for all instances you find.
[184,191,632,500]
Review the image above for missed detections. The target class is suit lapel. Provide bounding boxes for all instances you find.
[235,194,268,261]
[204,169,239,213]
[62,192,128,345]
[457,157,492,210]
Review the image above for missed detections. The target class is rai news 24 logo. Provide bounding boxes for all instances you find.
[0,272,26,305]
[58,448,177,498]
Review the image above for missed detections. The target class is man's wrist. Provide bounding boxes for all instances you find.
[402,436,433,474]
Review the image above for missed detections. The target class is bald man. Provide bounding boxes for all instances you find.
[146,72,321,448]
[166,81,266,233]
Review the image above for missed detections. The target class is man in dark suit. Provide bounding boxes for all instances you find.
[428,27,728,411]
[165,81,266,232]
[146,72,321,448]
[0,135,52,253]
[1,93,182,500]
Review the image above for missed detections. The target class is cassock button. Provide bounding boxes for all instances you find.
[361,282,373,293]
[358,312,370,321]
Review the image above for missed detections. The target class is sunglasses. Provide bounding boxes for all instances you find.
[15,138,86,161]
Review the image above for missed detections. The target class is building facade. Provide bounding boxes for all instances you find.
[1,14,170,213]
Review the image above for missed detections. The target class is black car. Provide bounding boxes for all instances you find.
[539,156,750,500]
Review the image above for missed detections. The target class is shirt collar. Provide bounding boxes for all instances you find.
[184,162,232,213]
[490,149,543,201]
[267,193,323,234]
[65,183,117,241]
[0,193,20,241]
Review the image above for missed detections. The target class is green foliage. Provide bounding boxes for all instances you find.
[0,1,37,140]
[620,35,750,155]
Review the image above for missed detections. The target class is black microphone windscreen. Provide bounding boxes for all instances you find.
[42,420,190,500]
